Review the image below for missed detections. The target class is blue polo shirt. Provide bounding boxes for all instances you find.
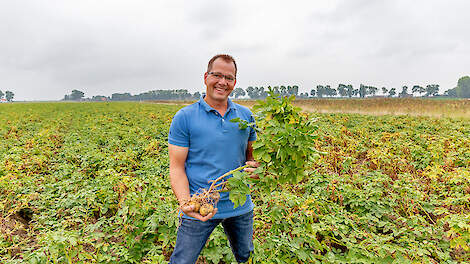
[168,97,257,219]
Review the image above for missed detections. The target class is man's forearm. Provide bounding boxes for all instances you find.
[170,168,191,205]
[168,144,191,205]
[246,141,255,161]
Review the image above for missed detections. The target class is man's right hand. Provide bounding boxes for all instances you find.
[180,203,218,222]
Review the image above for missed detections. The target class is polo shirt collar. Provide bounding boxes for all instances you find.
[227,98,236,111]
[199,96,237,113]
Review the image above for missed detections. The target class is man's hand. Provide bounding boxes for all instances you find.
[245,160,260,179]
[180,203,218,222]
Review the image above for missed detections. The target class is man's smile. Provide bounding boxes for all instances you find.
[214,86,228,94]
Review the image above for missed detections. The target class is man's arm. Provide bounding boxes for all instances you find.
[169,144,190,205]
[169,143,217,221]
[244,141,260,174]
[246,141,255,162]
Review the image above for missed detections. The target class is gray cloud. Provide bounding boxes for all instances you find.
[186,1,235,39]
[0,0,469,100]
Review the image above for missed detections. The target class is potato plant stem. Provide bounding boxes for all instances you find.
[208,165,249,193]
[212,181,226,190]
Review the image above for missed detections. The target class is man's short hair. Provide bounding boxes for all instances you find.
[207,54,237,76]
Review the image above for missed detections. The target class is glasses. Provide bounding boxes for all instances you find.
[207,72,236,82]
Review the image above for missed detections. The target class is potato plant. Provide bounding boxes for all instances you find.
[229,91,323,208]
[184,90,322,210]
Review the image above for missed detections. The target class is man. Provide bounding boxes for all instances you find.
[168,54,259,263]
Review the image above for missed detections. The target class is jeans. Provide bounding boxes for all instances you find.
[169,210,254,264]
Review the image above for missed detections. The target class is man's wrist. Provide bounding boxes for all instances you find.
[178,197,190,206]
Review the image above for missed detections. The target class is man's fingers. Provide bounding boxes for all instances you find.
[245,160,260,174]
[180,204,218,222]
[245,160,260,167]
[201,208,218,221]
[181,204,195,214]
[185,211,205,221]
[186,208,218,222]
[244,167,257,173]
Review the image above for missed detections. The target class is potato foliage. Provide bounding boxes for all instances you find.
[227,90,322,207]
[0,101,469,263]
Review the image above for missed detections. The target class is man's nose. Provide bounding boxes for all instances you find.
[217,77,228,85]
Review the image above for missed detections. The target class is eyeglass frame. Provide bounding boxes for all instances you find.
[207,72,236,82]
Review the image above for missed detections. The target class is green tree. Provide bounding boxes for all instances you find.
[418,86,426,96]
[444,88,457,97]
[346,85,355,98]
[232,88,246,98]
[70,90,85,100]
[287,85,299,96]
[381,87,388,95]
[246,87,267,99]
[279,86,288,97]
[456,76,470,98]
[359,84,367,98]
[324,85,337,97]
[368,86,378,97]
[258,87,268,99]
[352,88,359,97]
[175,89,192,100]
[111,92,132,101]
[310,88,316,97]
[337,84,347,97]
[0,90,4,99]
[412,85,424,96]
[246,86,255,99]
[91,95,109,101]
[388,88,396,97]
[316,85,325,98]
[5,91,14,102]
[399,86,410,97]
[271,86,280,95]
[425,84,439,97]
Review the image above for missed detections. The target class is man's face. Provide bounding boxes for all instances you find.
[204,58,236,103]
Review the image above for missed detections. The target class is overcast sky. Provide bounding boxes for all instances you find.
[1,0,469,101]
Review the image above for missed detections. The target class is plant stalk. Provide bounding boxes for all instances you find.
[208,165,249,193]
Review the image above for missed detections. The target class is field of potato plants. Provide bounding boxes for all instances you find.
[1,99,469,263]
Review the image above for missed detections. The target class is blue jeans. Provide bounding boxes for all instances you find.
[169,210,254,264]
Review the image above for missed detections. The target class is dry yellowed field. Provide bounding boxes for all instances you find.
[234,98,470,118]
[145,98,470,118]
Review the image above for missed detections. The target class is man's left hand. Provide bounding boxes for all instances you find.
[245,160,260,179]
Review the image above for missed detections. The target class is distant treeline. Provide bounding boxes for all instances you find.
[63,76,470,101]
[63,89,200,102]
